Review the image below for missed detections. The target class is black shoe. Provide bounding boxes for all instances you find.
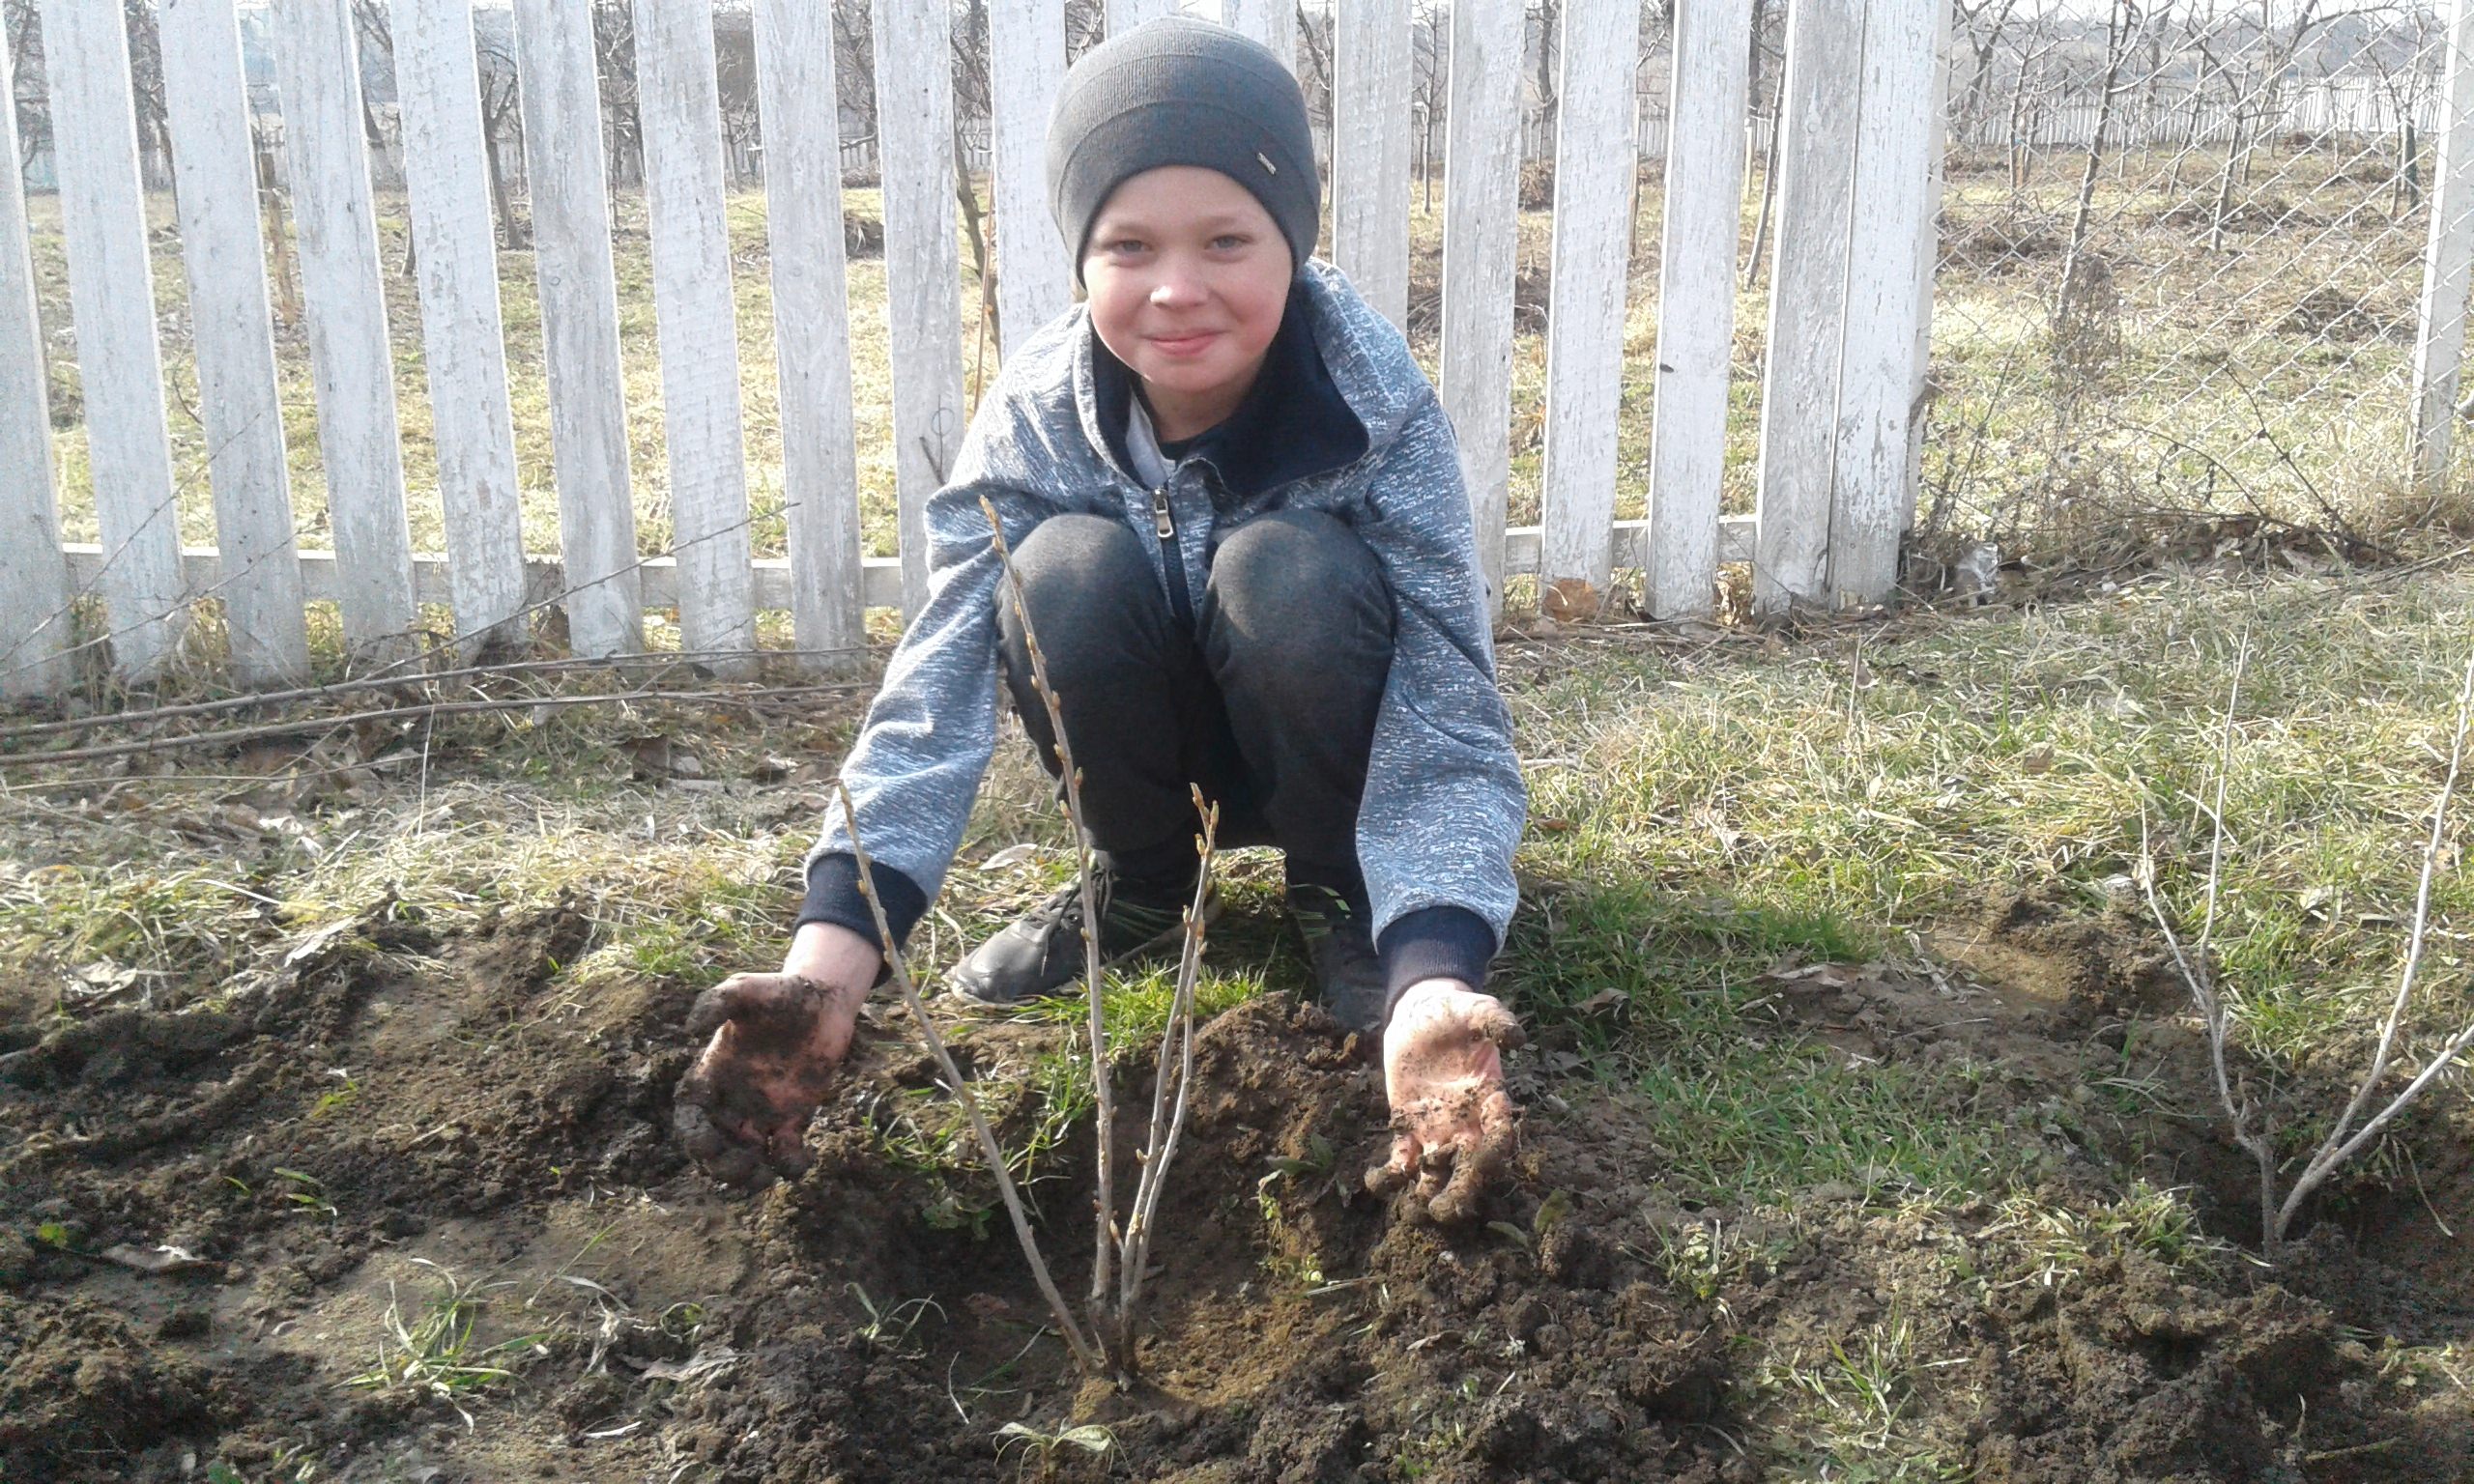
[949,870,1215,1007]
[1289,884,1387,1034]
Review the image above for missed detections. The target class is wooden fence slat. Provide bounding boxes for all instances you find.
[1906,0,1954,521]
[991,0,1071,357]
[1224,0,1296,73]
[1334,0,1413,329]
[392,0,532,655]
[271,0,417,657]
[635,0,755,667]
[873,0,968,616]
[753,0,865,661]
[1537,0,1638,599]
[1829,0,1938,606]
[2415,0,2474,489]
[512,0,643,657]
[1644,0,1753,620]
[39,0,187,678]
[1439,0,1525,612]
[0,11,68,699]
[1108,0,1180,34]
[159,0,309,686]
[1751,0,1861,614]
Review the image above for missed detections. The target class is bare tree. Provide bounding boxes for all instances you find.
[1953,0,2028,142]
[121,0,170,189]
[1528,0,1560,157]
[590,0,642,191]
[1412,0,1445,212]
[1065,0,1106,63]
[475,25,529,248]
[714,8,760,188]
[6,0,46,179]
[2143,640,2474,1264]
[832,0,873,178]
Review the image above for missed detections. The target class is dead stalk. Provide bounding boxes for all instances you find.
[2141,637,2474,1261]
[1120,788,1219,1326]
[2272,644,2474,1245]
[977,498,1120,1361]
[833,781,1102,1374]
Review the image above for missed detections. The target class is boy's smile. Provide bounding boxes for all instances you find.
[1081,166,1293,444]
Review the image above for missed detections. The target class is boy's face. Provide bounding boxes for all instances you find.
[1081,166,1292,431]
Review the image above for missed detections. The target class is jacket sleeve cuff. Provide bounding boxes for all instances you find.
[1377,904,1499,1027]
[795,852,930,952]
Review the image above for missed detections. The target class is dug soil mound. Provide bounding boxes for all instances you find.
[1,893,2470,1482]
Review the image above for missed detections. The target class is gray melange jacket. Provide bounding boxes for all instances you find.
[809,261,1525,954]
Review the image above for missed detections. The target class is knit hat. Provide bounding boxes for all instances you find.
[1046,17,1319,282]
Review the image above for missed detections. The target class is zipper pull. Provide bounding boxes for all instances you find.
[1151,487,1176,540]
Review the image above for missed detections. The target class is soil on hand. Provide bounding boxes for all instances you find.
[2,886,2470,1483]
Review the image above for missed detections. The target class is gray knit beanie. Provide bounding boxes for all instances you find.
[1046,17,1319,282]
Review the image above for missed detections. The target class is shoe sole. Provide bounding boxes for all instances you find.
[945,886,1224,1009]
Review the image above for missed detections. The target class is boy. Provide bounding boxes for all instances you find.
[676,18,1524,1223]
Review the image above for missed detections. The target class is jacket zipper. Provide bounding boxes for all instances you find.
[1151,485,1195,627]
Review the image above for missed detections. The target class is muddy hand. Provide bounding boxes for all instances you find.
[674,972,857,1187]
[1366,980,1524,1224]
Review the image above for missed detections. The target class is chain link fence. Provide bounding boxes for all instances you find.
[1917,0,2462,562]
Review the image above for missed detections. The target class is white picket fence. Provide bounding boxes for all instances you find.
[13,0,2463,699]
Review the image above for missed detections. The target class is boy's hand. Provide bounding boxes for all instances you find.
[673,924,879,1187]
[1366,979,1524,1223]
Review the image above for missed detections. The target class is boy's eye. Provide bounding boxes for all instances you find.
[1210,234,1248,250]
[1103,237,1149,255]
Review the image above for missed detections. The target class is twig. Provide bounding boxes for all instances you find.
[0,684,859,769]
[978,497,1121,1371]
[0,647,872,744]
[2139,635,2279,1247]
[832,781,1102,1374]
[2142,635,2474,1261]
[1121,788,1219,1324]
[2273,642,2474,1247]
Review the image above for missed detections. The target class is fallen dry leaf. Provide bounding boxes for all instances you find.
[1542,578,1600,624]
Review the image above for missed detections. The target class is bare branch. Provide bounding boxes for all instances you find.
[833,780,1103,1375]
[977,496,1120,1371]
[2275,642,2474,1243]
[1121,787,1219,1324]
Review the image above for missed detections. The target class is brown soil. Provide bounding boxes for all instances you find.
[2,883,2470,1483]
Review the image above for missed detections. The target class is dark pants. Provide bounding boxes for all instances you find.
[996,509,1395,899]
